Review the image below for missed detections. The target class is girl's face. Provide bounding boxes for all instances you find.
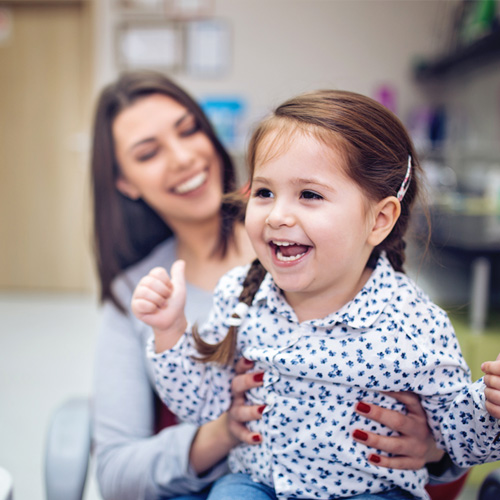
[245,132,381,318]
[113,94,223,228]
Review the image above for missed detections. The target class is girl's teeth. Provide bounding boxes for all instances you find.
[276,248,306,262]
[175,172,207,194]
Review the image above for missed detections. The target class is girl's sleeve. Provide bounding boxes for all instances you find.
[92,300,228,500]
[147,276,237,426]
[417,319,500,468]
[425,376,500,467]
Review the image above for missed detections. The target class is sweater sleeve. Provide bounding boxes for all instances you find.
[92,299,228,500]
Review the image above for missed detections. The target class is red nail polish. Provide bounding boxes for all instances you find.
[369,454,381,464]
[253,372,264,382]
[252,434,262,442]
[258,405,266,414]
[353,429,368,441]
[243,358,254,365]
[356,402,371,414]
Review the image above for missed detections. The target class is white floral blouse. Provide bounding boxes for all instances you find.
[147,254,500,499]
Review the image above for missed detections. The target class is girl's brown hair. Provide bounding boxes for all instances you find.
[195,89,425,365]
[91,70,240,311]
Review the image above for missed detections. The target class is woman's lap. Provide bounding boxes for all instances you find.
[205,473,416,500]
[207,473,277,500]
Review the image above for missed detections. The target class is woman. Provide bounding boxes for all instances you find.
[90,70,462,500]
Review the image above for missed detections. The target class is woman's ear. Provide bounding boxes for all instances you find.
[367,196,401,246]
[115,176,141,200]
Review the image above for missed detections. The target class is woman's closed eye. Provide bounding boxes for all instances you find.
[301,190,323,200]
[136,147,159,162]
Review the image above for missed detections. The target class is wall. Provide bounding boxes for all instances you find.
[94,0,451,158]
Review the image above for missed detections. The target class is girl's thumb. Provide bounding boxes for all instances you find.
[170,259,186,292]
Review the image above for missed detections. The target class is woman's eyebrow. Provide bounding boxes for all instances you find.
[174,111,193,128]
[128,112,193,152]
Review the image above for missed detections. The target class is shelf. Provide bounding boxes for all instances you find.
[414,30,500,81]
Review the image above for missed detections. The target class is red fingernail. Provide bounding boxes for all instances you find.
[356,402,371,414]
[252,434,262,442]
[353,429,368,441]
[258,405,266,414]
[369,454,381,463]
[253,372,264,382]
[243,358,254,365]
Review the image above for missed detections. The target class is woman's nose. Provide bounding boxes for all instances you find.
[168,140,195,171]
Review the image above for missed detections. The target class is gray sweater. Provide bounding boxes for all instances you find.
[92,238,227,500]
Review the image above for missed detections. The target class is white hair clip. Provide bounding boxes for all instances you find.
[226,302,250,327]
[396,155,412,202]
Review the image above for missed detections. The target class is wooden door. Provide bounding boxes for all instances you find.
[0,1,95,291]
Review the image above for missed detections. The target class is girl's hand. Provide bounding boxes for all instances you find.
[481,354,500,419]
[131,261,187,351]
[227,357,265,445]
[352,392,444,469]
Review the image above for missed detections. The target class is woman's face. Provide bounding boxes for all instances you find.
[113,93,224,228]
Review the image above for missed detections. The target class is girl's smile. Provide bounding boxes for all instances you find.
[269,240,312,263]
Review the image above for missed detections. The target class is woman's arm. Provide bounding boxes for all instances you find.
[93,301,226,500]
[189,358,265,474]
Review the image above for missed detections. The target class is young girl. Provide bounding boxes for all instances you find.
[132,90,500,500]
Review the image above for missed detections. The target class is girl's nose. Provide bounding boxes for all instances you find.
[265,202,295,228]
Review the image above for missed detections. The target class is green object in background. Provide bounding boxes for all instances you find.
[460,0,498,45]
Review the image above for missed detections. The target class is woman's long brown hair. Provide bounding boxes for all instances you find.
[91,70,240,312]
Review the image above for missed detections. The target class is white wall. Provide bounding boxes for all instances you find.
[93,0,451,153]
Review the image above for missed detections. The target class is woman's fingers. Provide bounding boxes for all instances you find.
[227,358,265,445]
[352,428,427,469]
[366,453,427,471]
[354,392,445,468]
[355,400,413,437]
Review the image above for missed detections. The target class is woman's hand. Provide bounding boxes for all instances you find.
[227,357,265,445]
[189,358,264,474]
[352,392,444,470]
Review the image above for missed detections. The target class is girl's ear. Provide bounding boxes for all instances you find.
[367,196,401,246]
[116,176,141,200]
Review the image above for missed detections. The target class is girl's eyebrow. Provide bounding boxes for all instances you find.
[129,112,193,152]
[253,176,331,188]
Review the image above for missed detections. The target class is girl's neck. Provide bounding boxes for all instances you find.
[288,265,373,323]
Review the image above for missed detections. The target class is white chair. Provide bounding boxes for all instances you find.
[0,467,13,500]
[44,398,91,500]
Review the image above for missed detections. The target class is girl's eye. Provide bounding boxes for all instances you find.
[301,190,323,200]
[254,188,274,199]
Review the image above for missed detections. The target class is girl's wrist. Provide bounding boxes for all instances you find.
[153,318,188,352]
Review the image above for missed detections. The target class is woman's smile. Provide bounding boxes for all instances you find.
[172,169,209,195]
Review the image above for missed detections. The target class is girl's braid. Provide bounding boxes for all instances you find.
[192,259,267,365]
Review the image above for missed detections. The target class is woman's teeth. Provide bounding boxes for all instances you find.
[273,241,308,262]
[174,171,207,194]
